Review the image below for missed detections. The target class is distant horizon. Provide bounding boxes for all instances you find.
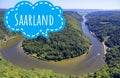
[0,0,120,10]
[62,8,120,10]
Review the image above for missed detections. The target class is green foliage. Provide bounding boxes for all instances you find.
[0,55,70,78]
[86,11,120,42]
[83,65,110,78]
[0,11,16,40]
[106,47,120,77]
[86,11,120,78]
[22,12,91,61]
[105,28,120,47]
[1,10,120,78]
[0,10,90,78]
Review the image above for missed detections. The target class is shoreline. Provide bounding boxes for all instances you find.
[102,42,108,55]
[90,31,107,55]
[0,15,105,75]
[0,34,92,68]
[20,41,91,67]
[0,35,24,50]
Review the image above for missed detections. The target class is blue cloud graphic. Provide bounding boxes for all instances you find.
[4,1,66,38]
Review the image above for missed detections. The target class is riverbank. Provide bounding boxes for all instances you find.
[0,32,92,69]
[48,53,87,67]
[102,42,109,55]
[0,14,105,75]
[89,31,107,55]
[48,45,92,67]
[0,35,24,50]
[90,33,108,55]
[20,41,91,67]
[0,34,92,70]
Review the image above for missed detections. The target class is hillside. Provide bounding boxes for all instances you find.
[0,10,91,78]
[86,11,120,42]
[22,12,91,61]
[85,11,120,78]
[0,11,16,41]
[0,55,69,78]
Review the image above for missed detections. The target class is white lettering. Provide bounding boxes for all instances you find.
[15,15,54,26]
[19,15,24,25]
[15,13,18,26]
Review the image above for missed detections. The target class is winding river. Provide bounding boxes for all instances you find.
[0,14,105,75]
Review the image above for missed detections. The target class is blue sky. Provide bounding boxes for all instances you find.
[0,0,120,9]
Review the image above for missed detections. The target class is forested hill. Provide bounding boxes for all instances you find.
[0,10,90,78]
[85,11,120,78]
[0,11,16,40]
[22,11,91,61]
[86,11,120,42]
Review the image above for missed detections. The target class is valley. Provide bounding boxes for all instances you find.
[0,10,120,78]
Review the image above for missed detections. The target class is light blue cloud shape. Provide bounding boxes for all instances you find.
[4,1,66,38]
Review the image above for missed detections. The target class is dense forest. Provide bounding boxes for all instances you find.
[0,10,89,78]
[85,11,120,78]
[0,10,81,78]
[0,10,93,78]
[22,12,91,61]
[86,11,120,42]
[0,10,120,78]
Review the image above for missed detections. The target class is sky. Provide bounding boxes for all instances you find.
[0,0,120,10]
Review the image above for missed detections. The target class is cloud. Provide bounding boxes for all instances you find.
[4,1,66,38]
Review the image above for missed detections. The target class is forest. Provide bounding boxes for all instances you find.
[22,11,91,61]
[0,10,120,78]
[85,11,120,78]
[0,10,90,78]
[0,10,87,78]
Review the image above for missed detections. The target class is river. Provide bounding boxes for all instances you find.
[0,14,105,75]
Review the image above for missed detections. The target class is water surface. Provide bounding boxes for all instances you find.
[0,15,105,75]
